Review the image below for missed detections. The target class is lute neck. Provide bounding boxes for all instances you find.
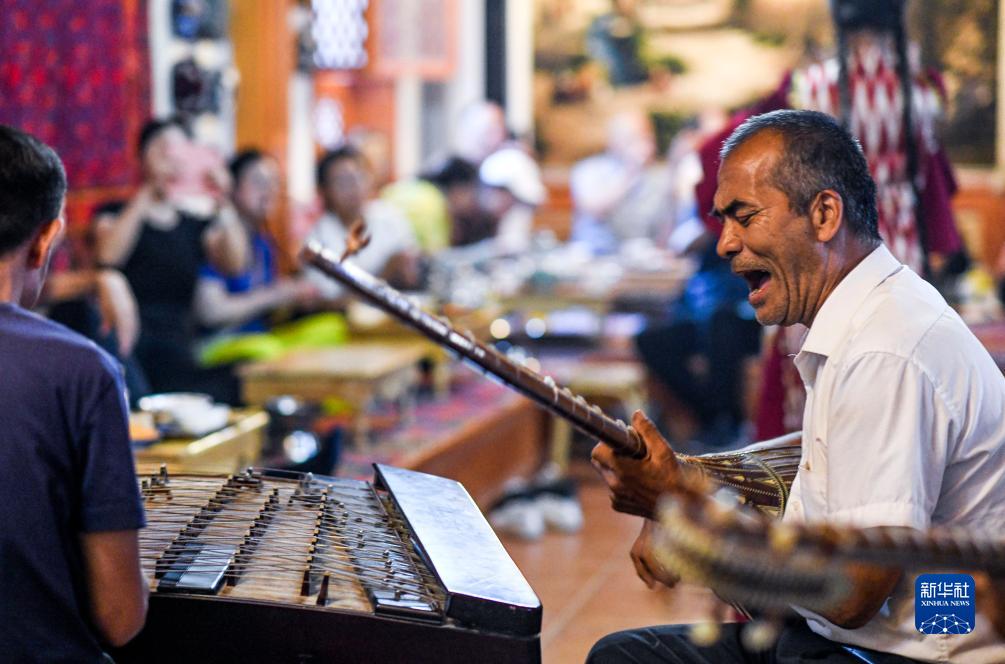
[302,243,645,457]
[816,525,1005,575]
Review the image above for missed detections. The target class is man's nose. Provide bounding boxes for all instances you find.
[716,223,741,259]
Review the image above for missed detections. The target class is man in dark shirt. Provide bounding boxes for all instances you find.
[0,124,148,661]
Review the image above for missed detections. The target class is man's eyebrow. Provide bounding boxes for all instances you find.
[710,199,751,221]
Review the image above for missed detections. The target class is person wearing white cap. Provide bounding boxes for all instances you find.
[453,101,508,167]
[478,146,547,253]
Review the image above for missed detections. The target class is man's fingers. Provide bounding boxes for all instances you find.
[632,554,656,589]
[657,568,681,588]
[631,410,667,447]
[631,525,657,589]
[591,442,614,470]
[597,467,618,490]
[611,497,648,518]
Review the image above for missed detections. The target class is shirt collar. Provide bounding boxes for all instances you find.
[799,243,903,359]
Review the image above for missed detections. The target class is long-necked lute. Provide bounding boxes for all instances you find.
[302,241,799,517]
[653,484,1005,646]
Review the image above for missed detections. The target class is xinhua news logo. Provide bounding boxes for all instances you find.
[915,573,976,635]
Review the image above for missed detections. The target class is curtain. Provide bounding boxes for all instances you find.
[0,0,150,192]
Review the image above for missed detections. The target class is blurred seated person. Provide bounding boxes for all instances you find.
[195,149,317,334]
[93,117,248,396]
[381,157,480,251]
[476,146,547,252]
[44,224,139,358]
[570,110,672,255]
[305,146,420,300]
[635,234,760,450]
[43,207,149,402]
[633,122,761,449]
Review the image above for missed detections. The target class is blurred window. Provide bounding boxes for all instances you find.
[312,0,369,70]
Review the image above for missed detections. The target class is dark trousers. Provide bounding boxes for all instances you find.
[586,622,920,664]
[134,332,242,405]
[635,308,761,431]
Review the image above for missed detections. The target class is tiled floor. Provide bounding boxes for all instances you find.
[499,464,727,664]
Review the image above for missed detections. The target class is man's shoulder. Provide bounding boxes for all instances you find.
[846,269,956,357]
[845,270,998,385]
[0,306,120,382]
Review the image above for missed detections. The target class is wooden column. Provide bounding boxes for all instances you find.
[230,0,295,166]
[230,0,298,269]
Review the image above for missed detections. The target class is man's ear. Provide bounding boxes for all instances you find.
[811,189,844,243]
[27,217,65,269]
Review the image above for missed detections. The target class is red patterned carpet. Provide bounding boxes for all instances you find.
[330,374,519,480]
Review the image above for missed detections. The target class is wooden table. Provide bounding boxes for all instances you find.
[238,341,429,446]
[346,302,501,341]
[539,359,647,470]
[133,409,268,474]
[345,386,550,509]
[346,304,501,396]
[499,265,692,318]
[397,397,549,508]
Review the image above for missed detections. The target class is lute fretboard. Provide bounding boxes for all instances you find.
[303,241,645,457]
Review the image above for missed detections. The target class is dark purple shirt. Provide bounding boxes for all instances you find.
[0,303,145,662]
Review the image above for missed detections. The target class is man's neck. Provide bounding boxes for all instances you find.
[805,239,879,327]
[0,258,25,305]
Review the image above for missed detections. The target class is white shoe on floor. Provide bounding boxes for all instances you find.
[535,492,584,533]
[488,495,546,540]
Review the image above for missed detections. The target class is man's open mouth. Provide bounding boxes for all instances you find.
[738,269,771,294]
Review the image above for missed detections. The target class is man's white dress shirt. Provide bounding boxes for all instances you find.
[782,244,1005,663]
[305,201,417,300]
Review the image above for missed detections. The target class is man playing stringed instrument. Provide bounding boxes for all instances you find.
[0,125,148,660]
[590,110,1005,663]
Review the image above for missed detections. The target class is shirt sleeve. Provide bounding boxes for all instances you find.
[199,262,226,282]
[379,203,419,254]
[821,351,954,530]
[304,222,346,300]
[78,369,145,533]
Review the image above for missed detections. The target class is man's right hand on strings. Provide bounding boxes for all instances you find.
[631,519,680,589]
